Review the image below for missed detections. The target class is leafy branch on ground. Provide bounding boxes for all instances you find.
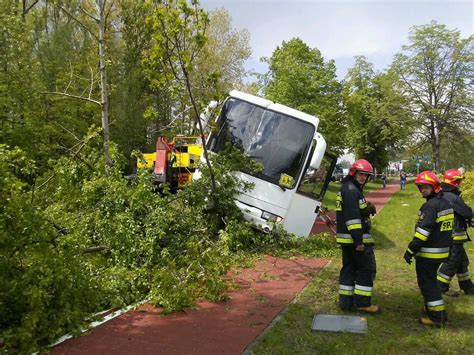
[0,130,337,352]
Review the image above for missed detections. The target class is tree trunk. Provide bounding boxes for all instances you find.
[98,0,112,166]
[434,136,441,173]
[180,65,217,194]
[431,118,441,172]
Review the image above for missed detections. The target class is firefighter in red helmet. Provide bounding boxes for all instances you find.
[404,171,454,326]
[336,159,379,313]
[437,169,473,295]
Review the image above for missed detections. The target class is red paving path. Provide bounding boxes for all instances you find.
[53,181,400,355]
[311,179,401,235]
[53,256,327,355]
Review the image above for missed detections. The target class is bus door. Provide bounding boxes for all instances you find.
[283,153,337,236]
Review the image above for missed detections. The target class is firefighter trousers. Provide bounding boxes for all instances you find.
[339,245,376,309]
[437,243,472,293]
[416,260,447,323]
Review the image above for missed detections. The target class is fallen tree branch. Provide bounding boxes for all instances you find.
[83,245,109,253]
[42,91,101,106]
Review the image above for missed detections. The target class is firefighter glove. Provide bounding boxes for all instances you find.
[367,202,377,216]
[403,251,413,265]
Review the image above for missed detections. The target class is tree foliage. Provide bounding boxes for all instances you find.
[439,133,474,171]
[192,8,251,103]
[343,56,412,170]
[461,171,474,205]
[1,0,45,167]
[111,2,251,172]
[392,21,473,171]
[260,38,346,155]
[111,0,155,171]
[0,143,101,352]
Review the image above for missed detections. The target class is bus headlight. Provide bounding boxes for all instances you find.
[261,211,283,223]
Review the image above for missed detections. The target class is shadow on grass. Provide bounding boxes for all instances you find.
[374,285,474,331]
[370,224,396,250]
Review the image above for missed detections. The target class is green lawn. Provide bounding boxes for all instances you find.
[251,182,474,354]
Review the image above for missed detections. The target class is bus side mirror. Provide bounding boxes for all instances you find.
[309,133,327,169]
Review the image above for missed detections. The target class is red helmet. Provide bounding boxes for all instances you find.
[443,168,464,187]
[415,171,440,193]
[349,159,374,176]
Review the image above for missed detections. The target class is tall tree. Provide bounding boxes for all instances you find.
[37,0,121,167]
[392,22,473,171]
[1,1,92,174]
[343,56,412,171]
[142,4,251,137]
[440,133,474,171]
[191,7,251,104]
[144,0,217,190]
[110,0,154,171]
[143,1,252,190]
[32,2,102,168]
[0,0,41,158]
[260,38,346,155]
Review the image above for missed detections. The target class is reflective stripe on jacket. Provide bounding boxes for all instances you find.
[441,185,472,244]
[336,178,373,246]
[406,193,454,262]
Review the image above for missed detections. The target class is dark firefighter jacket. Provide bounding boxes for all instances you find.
[441,183,473,244]
[336,177,374,246]
[406,192,454,262]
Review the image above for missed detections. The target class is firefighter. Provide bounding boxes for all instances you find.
[437,169,473,295]
[336,159,379,313]
[403,171,454,326]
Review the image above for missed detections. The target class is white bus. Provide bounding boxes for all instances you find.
[201,90,336,237]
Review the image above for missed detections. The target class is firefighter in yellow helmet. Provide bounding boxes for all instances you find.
[336,159,379,314]
[404,171,454,326]
[437,169,473,295]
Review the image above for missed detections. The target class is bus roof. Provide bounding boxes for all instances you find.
[229,90,320,130]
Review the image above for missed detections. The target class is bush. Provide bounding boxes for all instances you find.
[462,171,474,205]
[0,145,101,352]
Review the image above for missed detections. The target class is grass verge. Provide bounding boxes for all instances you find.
[251,181,474,354]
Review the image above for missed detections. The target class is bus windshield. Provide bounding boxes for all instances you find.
[208,98,315,188]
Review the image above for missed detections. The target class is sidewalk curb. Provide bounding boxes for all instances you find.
[47,300,148,351]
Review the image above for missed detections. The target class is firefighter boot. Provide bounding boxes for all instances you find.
[419,317,442,327]
[339,301,356,312]
[357,305,381,314]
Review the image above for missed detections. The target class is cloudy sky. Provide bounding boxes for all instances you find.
[201,0,473,80]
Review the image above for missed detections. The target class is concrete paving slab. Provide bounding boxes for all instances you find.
[312,314,367,333]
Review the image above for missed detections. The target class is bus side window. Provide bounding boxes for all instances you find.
[297,154,336,200]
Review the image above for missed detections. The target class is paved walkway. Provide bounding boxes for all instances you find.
[311,179,401,235]
[53,181,401,355]
[53,256,327,355]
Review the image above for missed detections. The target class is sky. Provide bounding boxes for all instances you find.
[201,0,473,80]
